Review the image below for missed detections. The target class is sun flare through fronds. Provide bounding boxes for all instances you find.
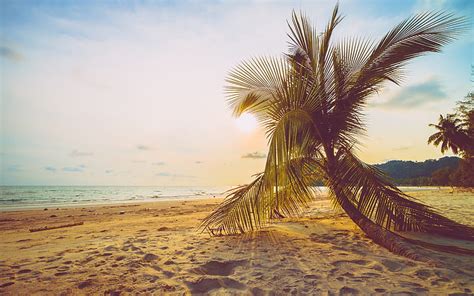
[235,113,258,133]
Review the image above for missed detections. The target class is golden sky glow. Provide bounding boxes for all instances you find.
[1,0,472,186]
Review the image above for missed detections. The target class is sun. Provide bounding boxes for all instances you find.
[235,113,258,133]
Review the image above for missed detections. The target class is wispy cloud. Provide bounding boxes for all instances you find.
[132,160,146,163]
[152,162,165,166]
[63,167,82,172]
[0,46,22,61]
[44,166,56,172]
[7,165,22,172]
[63,165,85,172]
[156,172,171,177]
[137,145,153,151]
[156,172,196,178]
[242,152,266,159]
[393,145,413,151]
[374,79,447,109]
[70,150,94,157]
[105,169,113,174]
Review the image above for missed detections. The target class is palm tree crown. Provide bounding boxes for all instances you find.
[201,5,473,256]
[428,114,469,155]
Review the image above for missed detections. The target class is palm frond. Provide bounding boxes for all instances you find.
[200,174,270,235]
[226,56,289,116]
[201,108,326,235]
[360,11,467,86]
[330,150,474,240]
[200,155,323,235]
[330,12,467,144]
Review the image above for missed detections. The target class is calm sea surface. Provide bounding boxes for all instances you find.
[0,186,234,211]
[0,186,469,219]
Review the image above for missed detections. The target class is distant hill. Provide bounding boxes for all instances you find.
[374,156,461,185]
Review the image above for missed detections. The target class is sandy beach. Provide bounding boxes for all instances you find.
[0,189,473,295]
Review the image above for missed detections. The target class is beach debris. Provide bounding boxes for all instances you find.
[43,208,48,211]
[119,211,125,215]
[157,227,169,231]
[29,221,84,232]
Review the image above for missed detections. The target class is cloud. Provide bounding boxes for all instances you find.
[63,165,85,172]
[137,145,153,151]
[105,169,113,174]
[7,165,22,172]
[0,46,22,61]
[156,172,171,177]
[152,162,165,166]
[374,79,447,109]
[132,160,146,163]
[70,150,93,157]
[393,145,413,151]
[44,166,56,172]
[156,172,196,178]
[242,152,266,159]
[195,161,203,164]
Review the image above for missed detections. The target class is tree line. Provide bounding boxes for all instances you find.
[428,92,474,187]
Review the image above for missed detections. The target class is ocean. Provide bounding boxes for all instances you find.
[0,186,234,211]
[0,186,468,219]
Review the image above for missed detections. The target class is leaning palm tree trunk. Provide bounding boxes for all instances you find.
[328,182,428,261]
[200,5,474,259]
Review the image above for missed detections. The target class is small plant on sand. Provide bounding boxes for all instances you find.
[201,5,474,258]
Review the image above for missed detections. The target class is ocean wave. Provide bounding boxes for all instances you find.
[0,198,26,202]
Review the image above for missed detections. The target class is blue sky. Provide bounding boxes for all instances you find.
[1,0,473,185]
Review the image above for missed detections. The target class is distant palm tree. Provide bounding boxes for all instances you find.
[202,5,473,258]
[428,114,469,155]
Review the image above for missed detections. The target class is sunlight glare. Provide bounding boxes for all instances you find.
[235,113,258,133]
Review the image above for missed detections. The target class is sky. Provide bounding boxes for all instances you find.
[1,0,473,186]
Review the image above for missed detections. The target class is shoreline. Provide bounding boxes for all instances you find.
[0,186,449,213]
[1,192,473,294]
[0,195,225,213]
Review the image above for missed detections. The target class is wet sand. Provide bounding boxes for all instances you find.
[0,190,473,295]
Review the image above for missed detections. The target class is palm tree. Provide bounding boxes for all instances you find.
[201,5,473,259]
[428,114,470,155]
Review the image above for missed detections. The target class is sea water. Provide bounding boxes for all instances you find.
[0,186,234,211]
[0,186,459,213]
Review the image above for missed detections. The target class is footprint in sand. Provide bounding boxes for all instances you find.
[414,268,433,280]
[331,259,371,267]
[185,277,246,294]
[339,286,359,295]
[303,274,320,280]
[104,245,119,252]
[0,281,15,288]
[78,279,94,289]
[192,260,248,276]
[380,259,405,272]
[250,287,267,296]
[143,253,159,262]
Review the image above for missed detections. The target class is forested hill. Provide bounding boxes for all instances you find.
[374,156,461,185]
